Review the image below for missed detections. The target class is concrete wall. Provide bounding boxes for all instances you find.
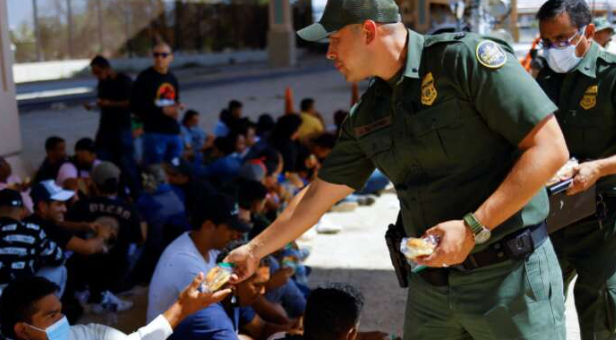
[0,0,21,157]
[13,50,268,84]
[0,0,28,175]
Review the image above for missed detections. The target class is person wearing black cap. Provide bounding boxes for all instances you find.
[147,193,250,323]
[56,138,100,194]
[164,157,216,219]
[64,162,143,313]
[0,189,64,294]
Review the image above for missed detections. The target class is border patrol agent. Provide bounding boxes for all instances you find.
[593,17,615,48]
[225,0,571,338]
[537,0,616,339]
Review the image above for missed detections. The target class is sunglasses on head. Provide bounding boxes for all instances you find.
[153,52,170,58]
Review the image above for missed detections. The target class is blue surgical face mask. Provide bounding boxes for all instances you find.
[27,316,70,340]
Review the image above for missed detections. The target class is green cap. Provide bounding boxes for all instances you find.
[593,17,614,33]
[297,0,401,42]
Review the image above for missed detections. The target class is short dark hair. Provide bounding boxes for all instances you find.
[301,98,315,112]
[90,55,111,69]
[536,0,591,29]
[75,137,96,153]
[229,100,243,111]
[45,136,65,152]
[182,109,199,125]
[304,283,365,340]
[0,276,59,339]
[238,180,267,209]
[216,240,269,267]
[313,133,336,150]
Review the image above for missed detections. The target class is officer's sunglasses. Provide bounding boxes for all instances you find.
[153,52,170,59]
[539,26,586,50]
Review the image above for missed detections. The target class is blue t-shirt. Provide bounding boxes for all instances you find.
[169,303,256,340]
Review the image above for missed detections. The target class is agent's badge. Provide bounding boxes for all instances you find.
[476,41,507,69]
[580,85,598,110]
[421,72,437,106]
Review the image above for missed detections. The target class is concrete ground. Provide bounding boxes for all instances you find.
[17,58,582,339]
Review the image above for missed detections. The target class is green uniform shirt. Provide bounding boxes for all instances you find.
[319,30,558,252]
[536,42,616,194]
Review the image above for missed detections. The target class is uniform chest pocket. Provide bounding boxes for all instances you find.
[358,133,393,158]
[408,100,461,136]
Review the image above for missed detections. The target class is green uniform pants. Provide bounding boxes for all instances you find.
[551,209,616,340]
[403,240,566,340]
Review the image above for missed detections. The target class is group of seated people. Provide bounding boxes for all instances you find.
[0,97,391,340]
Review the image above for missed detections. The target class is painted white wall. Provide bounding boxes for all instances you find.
[0,0,21,157]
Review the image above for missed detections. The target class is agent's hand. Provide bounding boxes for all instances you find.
[567,161,602,195]
[415,220,475,268]
[164,272,232,328]
[225,243,260,284]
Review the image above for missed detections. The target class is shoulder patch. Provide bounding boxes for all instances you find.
[476,40,507,69]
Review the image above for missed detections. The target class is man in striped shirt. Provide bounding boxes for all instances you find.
[0,189,64,295]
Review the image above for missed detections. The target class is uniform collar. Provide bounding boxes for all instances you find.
[374,29,424,96]
[573,42,600,78]
[403,29,425,79]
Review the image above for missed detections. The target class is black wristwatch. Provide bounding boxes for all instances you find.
[463,213,491,244]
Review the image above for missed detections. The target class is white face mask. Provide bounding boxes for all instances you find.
[546,26,586,73]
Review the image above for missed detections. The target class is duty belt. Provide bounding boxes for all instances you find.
[417,222,548,287]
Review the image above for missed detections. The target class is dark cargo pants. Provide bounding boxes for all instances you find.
[403,240,566,340]
[551,208,616,340]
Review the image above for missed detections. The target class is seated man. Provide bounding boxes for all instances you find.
[270,283,388,340]
[164,157,216,219]
[65,162,143,311]
[169,241,293,340]
[0,273,231,340]
[34,136,68,184]
[147,193,249,322]
[0,189,64,293]
[25,180,110,298]
[56,138,101,194]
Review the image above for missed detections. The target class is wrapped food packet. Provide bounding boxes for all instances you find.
[546,158,578,186]
[400,235,441,273]
[199,263,234,293]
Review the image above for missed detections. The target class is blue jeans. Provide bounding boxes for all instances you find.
[143,133,183,166]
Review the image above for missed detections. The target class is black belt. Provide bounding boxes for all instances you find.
[418,222,548,287]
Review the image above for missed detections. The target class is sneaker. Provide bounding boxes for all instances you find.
[315,216,342,234]
[90,291,133,314]
[330,201,358,212]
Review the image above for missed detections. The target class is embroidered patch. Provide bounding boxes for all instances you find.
[580,85,598,110]
[421,72,437,106]
[476,41,507,69]
[354,116,392,137]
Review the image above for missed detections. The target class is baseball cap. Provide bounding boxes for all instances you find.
[91,161,121,188]
[239,160,267,182]
[594,17,614,33]
[0,189,23,208]
[193,194,251,233]
[297,0,401,42]
[30,180,74,204]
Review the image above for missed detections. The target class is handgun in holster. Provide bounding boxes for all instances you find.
[385,212,409,288]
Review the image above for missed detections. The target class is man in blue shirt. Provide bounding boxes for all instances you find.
[170,241,293,340]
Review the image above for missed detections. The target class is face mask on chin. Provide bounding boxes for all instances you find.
[546,26,587,73]
[26,316,71,340]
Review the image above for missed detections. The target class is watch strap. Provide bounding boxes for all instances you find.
[463,213,484,236]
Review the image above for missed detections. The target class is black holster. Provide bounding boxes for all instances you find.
[385,213,409,288]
